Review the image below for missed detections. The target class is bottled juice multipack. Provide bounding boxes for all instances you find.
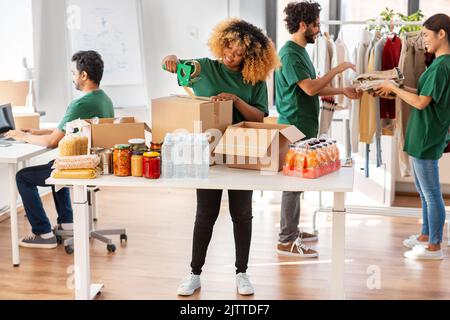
[282,139,341,179]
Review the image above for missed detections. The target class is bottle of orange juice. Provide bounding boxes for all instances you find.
[284,144,297,172]
[305,146,319,178]
[294,146,307,176]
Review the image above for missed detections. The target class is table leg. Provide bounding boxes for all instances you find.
[8,163,20,267]
[72,185,103,300]
[331,192,346,299]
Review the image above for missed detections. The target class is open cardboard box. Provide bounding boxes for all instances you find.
[67,117,150,149]
[214,121,305,172]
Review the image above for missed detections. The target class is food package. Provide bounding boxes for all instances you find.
[51,168,97,179]
[58,134,89,157]
[54,155,100,170]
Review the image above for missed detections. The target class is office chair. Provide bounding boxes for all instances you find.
[55,187,127,254]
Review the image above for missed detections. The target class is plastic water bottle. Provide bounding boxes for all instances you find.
[174,134,186,178]
[200,134,209,179]
[187,134,196,178]
[161,134,174,178]
[193,134,203,178]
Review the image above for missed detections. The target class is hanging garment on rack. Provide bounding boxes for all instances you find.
[373,36,387,167]
[359,47,378,144]
[318,96,338,135]
[380,34,402,135]
[396,31,426,177]
[312,32,335,78]
[350,29,373,154]
[331,31,351,109]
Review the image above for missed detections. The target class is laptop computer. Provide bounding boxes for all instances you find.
[0,103,25,143]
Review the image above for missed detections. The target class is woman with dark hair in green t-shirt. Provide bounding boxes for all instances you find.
[376,14,450,260]
[162,19,280,296]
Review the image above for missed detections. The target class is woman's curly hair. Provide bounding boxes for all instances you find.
[284,1,321,34]
[208,18,280,85]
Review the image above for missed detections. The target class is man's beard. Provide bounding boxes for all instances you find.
[305,29,318,44]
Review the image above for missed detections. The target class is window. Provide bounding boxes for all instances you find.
[0,0,33,80]
[340,0,408,57]
[419,0,450,18]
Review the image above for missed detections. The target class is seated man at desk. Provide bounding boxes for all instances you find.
[5,50,114,249]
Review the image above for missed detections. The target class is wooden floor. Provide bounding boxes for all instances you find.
[0,188,450,300]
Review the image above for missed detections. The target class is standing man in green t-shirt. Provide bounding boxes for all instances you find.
[6,50,114,249]
[275,1,360,258]
[375,14,450,260]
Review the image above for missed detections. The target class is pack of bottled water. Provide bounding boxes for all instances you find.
[161,133,209,179]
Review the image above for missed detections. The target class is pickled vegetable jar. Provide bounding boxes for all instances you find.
[113,144,131,177]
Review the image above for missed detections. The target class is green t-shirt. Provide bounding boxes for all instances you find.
[275,41,320,139]
[57,89,115,132]
[404,54,450,160]
[185,58,268,124]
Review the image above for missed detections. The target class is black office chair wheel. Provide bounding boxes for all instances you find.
[120,234,127,242]
[65,245,74,254]
[56,235,63,245]
[107,244,116,253]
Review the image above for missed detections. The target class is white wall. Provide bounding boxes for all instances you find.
[33,0,267,123]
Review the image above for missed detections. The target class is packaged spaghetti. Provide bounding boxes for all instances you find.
[58,134,88,156]
[54,155,100,170]
[51,168,97,179]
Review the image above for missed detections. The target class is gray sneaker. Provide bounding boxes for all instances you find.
[53,224,73,237]
[19,233,57,249]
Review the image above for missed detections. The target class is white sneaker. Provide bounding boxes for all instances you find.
[177,273,201,296]
[236,272,254,296]
[403,234,428,249]
[404,245,444,260]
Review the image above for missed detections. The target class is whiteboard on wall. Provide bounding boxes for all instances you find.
[66,0,143,86]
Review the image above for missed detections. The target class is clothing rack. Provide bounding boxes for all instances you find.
[321,20,424,26]
[310,19,450,239]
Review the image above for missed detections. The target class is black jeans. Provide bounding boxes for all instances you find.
[191,189,253,275]
[16,160,73,234]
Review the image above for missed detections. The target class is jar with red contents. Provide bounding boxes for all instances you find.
[143,152,161,179]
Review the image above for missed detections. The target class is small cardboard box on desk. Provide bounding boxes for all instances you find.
[66,117,151,149]
[12,111,40,131]
[214,122,305,172]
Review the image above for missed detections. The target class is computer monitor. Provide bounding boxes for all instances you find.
[0,103,15,134]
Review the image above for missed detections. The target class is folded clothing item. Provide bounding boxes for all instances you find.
[352,67,404,92]
[53,155,100,170]
[51,168,97,179]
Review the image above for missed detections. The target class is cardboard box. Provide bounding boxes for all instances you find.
[67,117,150,149]
[0,81,29,106]
[151,95,233,143]
[214,122,305,172]
[13,113,40,131]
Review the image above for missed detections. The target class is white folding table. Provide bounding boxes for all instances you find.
[46,165,354,300]
[0,143,52,266]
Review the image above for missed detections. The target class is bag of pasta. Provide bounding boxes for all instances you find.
[54,155,100,170]
[58,131,88,156]
[51,168,97,179]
